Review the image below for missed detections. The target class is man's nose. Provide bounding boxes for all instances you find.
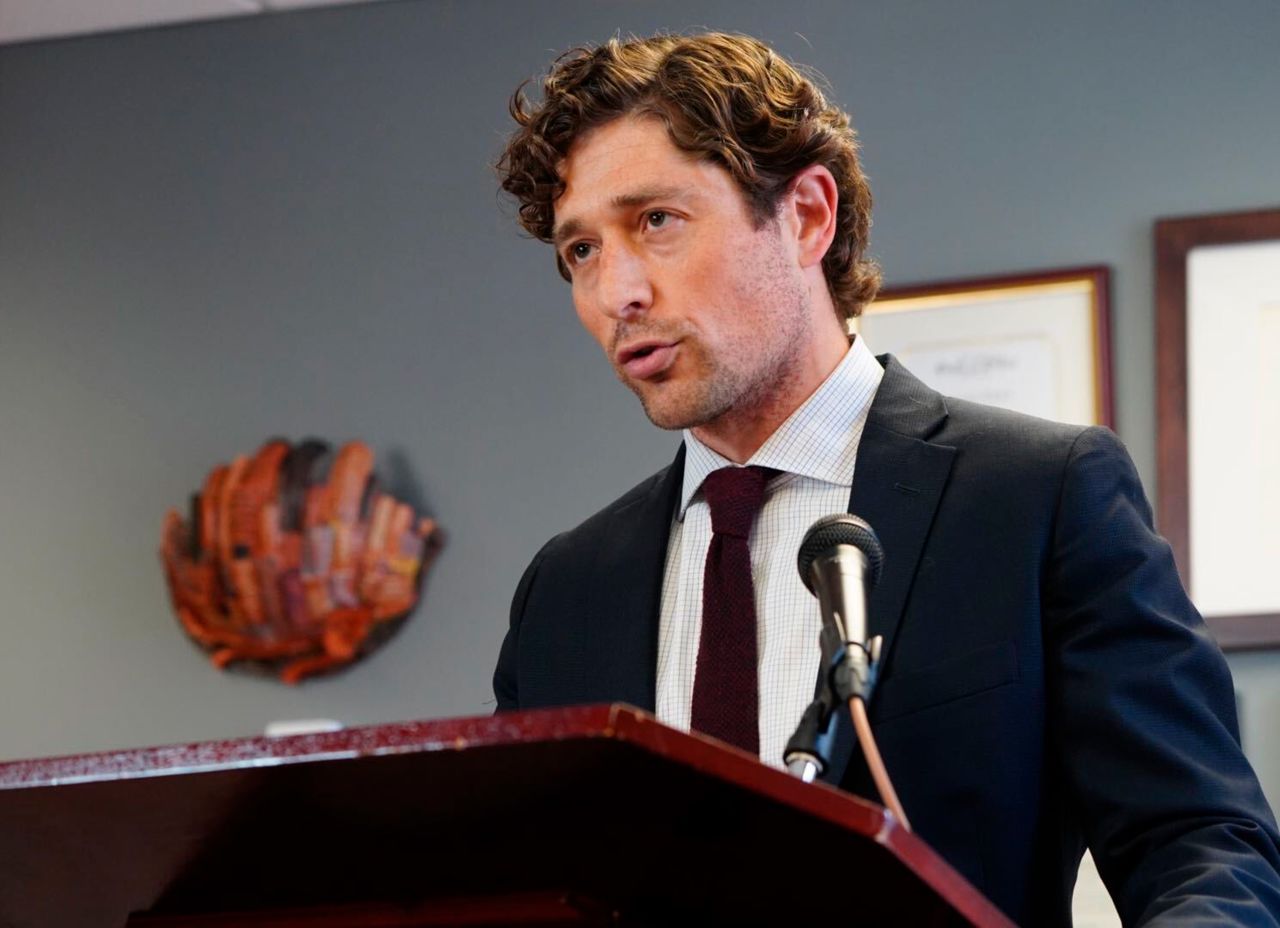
[596,242,653,320]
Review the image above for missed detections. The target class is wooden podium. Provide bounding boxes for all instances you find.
[0,704,1014,927]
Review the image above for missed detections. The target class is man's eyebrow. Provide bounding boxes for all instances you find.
[610,185,692,210]
[552,185,695,247]
[552,218,584,249]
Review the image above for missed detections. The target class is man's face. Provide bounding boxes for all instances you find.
[552,116,815,433]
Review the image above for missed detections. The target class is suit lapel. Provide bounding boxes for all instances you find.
[584,445,685,712]
[819,355,955,786]
[852,366,956,661]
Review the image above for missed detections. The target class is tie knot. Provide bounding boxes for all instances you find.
[701,466,777,539]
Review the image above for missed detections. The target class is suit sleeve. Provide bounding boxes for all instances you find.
[493,537,557,712]
[1044,426,1280,925]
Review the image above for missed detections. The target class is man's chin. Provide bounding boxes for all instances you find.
[631,384,727,432]
[641,408,695,432]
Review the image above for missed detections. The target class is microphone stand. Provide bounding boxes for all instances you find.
[784,621,840,780]
[784,633,911,831]
[782,650,842,783]
[784,633,878,779]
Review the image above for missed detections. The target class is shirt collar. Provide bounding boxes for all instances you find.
[677,335,884,519]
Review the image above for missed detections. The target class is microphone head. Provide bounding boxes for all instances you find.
[797,514,885,594]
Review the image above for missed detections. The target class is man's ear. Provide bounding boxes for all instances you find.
[785,164,839,269]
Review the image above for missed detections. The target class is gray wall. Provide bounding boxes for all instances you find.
[2,0,1278,795]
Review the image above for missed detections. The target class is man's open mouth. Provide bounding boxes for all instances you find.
[618,341,679,379]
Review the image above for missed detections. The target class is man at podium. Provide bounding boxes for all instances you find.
[492,31,1280,926]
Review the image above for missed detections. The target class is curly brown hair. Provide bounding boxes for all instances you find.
[497,32,881,320]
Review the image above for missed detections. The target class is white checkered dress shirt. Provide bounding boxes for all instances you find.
[655,336,884,769]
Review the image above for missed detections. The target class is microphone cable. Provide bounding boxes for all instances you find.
[849,694,911,831]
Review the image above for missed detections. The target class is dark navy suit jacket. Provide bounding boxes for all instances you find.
[494,356,1280,926]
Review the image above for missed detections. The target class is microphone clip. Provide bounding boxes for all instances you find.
[783,636,883,781]
[831,634,883,704]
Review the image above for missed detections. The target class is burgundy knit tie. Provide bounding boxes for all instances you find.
[690,465,776,755]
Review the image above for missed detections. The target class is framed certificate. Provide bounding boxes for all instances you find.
[855,266,1113,428]
[1156,207,1280,648]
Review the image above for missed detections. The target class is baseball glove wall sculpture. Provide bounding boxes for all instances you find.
[160,438,443,683]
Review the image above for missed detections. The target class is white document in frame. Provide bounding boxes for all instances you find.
[898,336,1057,421]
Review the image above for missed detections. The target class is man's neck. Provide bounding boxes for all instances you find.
[691,328,853,464]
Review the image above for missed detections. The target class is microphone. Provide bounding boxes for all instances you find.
[785,514,886,779]
[796,514,885,700]
[791,515,911,830]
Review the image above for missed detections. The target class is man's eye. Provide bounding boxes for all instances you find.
[645,210,669,229]
[569,242,594,264]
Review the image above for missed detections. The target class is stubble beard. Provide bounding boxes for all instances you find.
[616,273,812,435]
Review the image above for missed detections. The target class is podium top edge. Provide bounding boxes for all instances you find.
[0,703,635,789]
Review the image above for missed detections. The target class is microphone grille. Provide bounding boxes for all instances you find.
[797,514,885,594]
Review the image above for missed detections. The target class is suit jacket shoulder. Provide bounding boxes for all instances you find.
[493,449,684,713]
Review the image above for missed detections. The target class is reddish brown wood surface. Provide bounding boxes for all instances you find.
[0,705,1012,927]
[129,892,608,927]
[1154,207,1280,649]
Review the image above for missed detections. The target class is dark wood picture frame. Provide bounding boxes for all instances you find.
[865,265,1114,428]
[1155,207,1280,650]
